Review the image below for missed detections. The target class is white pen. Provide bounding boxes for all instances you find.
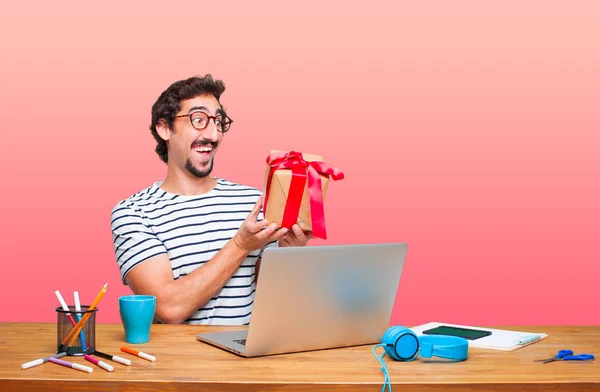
[513,335,541,345]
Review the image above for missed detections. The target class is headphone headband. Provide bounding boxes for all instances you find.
[418,335,468,361]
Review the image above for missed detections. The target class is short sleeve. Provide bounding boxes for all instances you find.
[111,201,168,284]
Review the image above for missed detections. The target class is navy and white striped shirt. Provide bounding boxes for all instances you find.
[110,178,276,325]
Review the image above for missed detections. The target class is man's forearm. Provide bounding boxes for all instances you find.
[155,240,250,323]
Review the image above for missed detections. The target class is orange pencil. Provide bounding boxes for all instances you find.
[58,283,108,352]
[65,283,108,345]
[121,346,156,362]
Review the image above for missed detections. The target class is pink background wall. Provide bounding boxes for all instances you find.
[1,2,598,326]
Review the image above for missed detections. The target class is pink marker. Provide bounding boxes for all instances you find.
[84,354,114,372]
[54,290,78,327]
[48,357,93,373]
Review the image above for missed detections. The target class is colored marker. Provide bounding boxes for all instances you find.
[84,354,114,372]
[54,290,78,327]
[121,346,156,362]
[73,291,88,351]
[93,350,131,365]
[21,352,67,370]
[48,357,93,373]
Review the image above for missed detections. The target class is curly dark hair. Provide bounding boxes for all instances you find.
[149,74,227,163]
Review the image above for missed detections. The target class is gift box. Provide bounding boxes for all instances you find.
[263,150,344,239]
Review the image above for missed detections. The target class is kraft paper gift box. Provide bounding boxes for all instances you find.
[263,150,344,240]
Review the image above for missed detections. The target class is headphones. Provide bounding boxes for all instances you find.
[373,326,468,391]
[382,325,468,361]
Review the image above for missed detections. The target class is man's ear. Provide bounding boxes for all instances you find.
[156,119,171,141]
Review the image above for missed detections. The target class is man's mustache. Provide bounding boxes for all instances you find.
[191,140,218,148]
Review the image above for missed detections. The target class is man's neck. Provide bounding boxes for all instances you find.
[160,166,217,196]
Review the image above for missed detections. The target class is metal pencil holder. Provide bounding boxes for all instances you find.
[55,305,97,356]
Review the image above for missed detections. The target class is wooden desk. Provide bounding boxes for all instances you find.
[1,323,598,391]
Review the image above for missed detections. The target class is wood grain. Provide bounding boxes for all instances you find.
[1,323,598,391]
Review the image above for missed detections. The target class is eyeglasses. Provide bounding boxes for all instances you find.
[174,111,233,133]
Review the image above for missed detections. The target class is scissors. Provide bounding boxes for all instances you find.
[535,349,595,364]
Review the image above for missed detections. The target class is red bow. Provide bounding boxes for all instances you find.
[264,151,344,239]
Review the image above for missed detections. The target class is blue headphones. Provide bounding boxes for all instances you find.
[373,326,468,391]
[382,325,468,361]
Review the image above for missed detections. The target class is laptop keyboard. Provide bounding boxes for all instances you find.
[233,338,247,346]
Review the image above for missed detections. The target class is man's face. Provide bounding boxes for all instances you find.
[169,94,224,178]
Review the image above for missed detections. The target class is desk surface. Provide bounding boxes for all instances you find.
[1,323,598,392]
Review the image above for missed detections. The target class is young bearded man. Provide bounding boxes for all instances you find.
[111,75,310,325]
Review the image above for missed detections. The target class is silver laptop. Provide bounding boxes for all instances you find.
[196,242,408,357]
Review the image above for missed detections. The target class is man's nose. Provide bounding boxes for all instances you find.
[201,119,220,141]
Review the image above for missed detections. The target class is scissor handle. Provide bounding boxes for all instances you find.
[557,350,574,358]
[563,354,595,361]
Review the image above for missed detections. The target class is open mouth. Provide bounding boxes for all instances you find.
[191,142,216,160]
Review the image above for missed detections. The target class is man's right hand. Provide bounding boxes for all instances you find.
[232,196,287,253]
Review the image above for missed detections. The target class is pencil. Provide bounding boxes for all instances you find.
[58,283,107,352]
[62,283,107,345]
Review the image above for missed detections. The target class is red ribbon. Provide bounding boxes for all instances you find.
[264,151,344,239]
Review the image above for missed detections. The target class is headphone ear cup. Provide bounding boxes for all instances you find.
[382,326,400,358]
[382,326,419,361]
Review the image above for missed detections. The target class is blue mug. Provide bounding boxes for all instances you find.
[119,295,156,344]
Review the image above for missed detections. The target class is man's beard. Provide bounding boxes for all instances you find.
[185,158,214,178]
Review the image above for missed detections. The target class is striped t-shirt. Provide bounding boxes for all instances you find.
[110,178,276,325]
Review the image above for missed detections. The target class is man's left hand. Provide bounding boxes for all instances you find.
[278,224,312,247]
